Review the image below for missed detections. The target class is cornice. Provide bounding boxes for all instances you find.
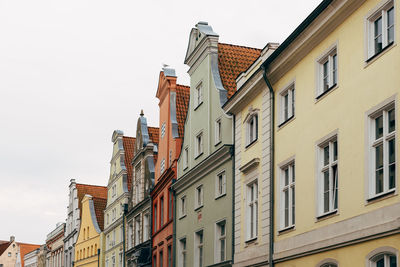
[186,36,219,75]
[126,197,151,219]
[151,167,175,196]
[239,158,260,173]
[172,145,233,194]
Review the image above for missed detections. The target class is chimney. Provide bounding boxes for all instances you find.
[10,236,15,242]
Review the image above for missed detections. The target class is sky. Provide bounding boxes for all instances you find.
[0,0,322,244]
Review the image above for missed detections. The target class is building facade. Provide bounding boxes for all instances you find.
[75,193,107,267]
[173,22,261,267]
[223,43,278,267]
[46,223,65,267]
[23,248,40,267]
[36,245,47,267]
[151,68,189,267]
[126,112,158,267]
[0,237,18,267]
[261,0,400,265]
[104,130,135,267]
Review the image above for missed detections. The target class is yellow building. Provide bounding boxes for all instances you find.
[261,0,400,266]
[75,192,107,267]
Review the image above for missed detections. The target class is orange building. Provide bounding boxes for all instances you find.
[151,67,189,267]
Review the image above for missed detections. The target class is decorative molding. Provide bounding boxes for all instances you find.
[239,158,260,173]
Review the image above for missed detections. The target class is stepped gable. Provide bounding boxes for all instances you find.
[18,243,40,267]
[122,136,136,191]
[92,196,107,231]
[176,84,190,138]
[218,43,262,99]
[76,184,107,217]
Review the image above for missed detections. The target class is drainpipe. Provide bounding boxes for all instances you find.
[261,65,275,267]
[123,204,128,267]
[171,179,177,267]
[231,116,235,265]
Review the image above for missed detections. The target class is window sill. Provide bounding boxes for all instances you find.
[214,141,222,147]
[366,42,395,64]
[194,101,203,111]
[278,225,295,235]
[183,166,188,171]
[179,214,187,220]
[366,190,396,205]
[194,152,203,160]
[245,138,258,150]
[194,205,203,212]
[315,83,337,102]
[245,237,257,244]
[278,115,295,129]
[316,210,338,222]
[215,193,226,200]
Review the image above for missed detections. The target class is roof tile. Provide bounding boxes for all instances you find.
[92,196,107,231]
[122,136,136,191]
[76,184,107,218]
[18,243,40,267]
[176,85,190,138]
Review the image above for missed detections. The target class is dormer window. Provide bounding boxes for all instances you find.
[194,82,203,109]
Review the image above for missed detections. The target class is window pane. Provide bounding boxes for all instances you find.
[220,239,225,261]
[389,138,395,164]
[388,109,395,133]
[324,145,330,166]
[333,165,338,209]
[324,170,330,212]
[284,190,289,227]
[332,54,337,85]
[284,94,289,120]
[292,164,295,182]
[333,141,338,161]
[376,168,384,194]
[376,144,384,169]
[374,17,383,54]
[390,255,397,267]
[388,7,395,44]
[323,61,329,90]
[376,144,384,194]
[291,187,295,225]
[376,115,383,139]
[376,257,384,267]
[284,168,289,186]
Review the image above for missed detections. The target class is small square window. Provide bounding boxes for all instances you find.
[183,147,189,169]
[195,132,204,158]
[279,84,295,125]
[195,185,204,209]
[317,47,337,97]
[367,0,395,59]
[180,196,186,218]
[194,82,203,108]
[215,171,226,198]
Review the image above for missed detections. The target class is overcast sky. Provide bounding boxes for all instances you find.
[0,0,321,244]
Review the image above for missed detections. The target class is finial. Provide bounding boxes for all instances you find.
[140,109,144,116]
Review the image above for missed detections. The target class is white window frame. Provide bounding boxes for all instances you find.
[143,211,150,241]
[246,180,258,240]
[134,214,140,246]
[367,100,396,199]
[317,134,338,217]
[195,185,204,209]
[214,220,226,264]
[215,118,222,145]
[180,195,187,218]
[317,45,338,97]
[279,83,295,124]
[195,131,204,158]
[178,237,187,267]
[194,230,204,267]
[183,147,189,169]
[215,171,226,198]
[366,0,395,59]
[194,82,203,108]
[366,246,398,267]
[246,114,258,146]
[279,160,295,230]
[161,122,166,138]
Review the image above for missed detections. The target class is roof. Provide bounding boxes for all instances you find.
[18,243,40,267]
[92,196,107,231]
[218,43,262,99]
[0,241,11,256]
[147,127,159,165]
[261,0,333,69]
[76,184,107,218]
[122,136,136,191]
[176,84,190,138]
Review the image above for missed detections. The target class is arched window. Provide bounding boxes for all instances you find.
[83,229,86,240]
[367,247,398,267]
[316,258,338,267]
[244,108,259,147]
[91,246,93,256]
[87,227,89,239]
[83,248,85,258]
[87,247,90,257]
[94,244,97,254]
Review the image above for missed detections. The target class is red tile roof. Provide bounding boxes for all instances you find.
[18,243,40,267]
[176,85,190,138]
[0,241,11,257]
[218,43,262,99]
[92,197,107,231]
[76,184,107,218]
[147,127,159,145]
[123,136,136,191]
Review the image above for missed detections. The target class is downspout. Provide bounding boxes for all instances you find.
[231,115,235,265]
[261,65,274,267]
[171,179,177,267]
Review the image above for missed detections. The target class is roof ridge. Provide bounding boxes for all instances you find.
[123,136,135,139]
[76,183,107,188]
[16,243,41,246]
[177,84,190,88]
[218,42,262,51]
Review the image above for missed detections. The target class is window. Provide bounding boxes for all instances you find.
[154,204,158,232]
[246,114,258,146]
[280,162,295,229]
[160,196,164,226]
[118,252,122,267]
[87,227,89,239]
[161,122,166,138]
[215,119,222,144]
[169,150,172,167]
[215,171,226,197]
[135,166,141,203]
[112,229,116,246]
[159,251,163,267]
[317,47,337,96]
[246,181,258,240]
[112,184,116,197]
[318,137,338,216]
[135,215,140,246]
[195,231,204,267]
[167,246,172,267]
[180,196,186,217]
[106,258,109,267]
[183,147,189,169]
[215,220,226,263]
[368,103,396,198]
[179,238,187,267]
[112,255,115,267]
[143,212,150,241]
[8,252,11,257]
[194,82,203,108]
[84,228,86,240]
[195,132,203,157]
[128,222,133,249]
[161,158,166,175]
[279,84,295,124]
[195,185,204,209]
[370,253,397,267]
[169,189,173,220]
[367,1,395,59]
